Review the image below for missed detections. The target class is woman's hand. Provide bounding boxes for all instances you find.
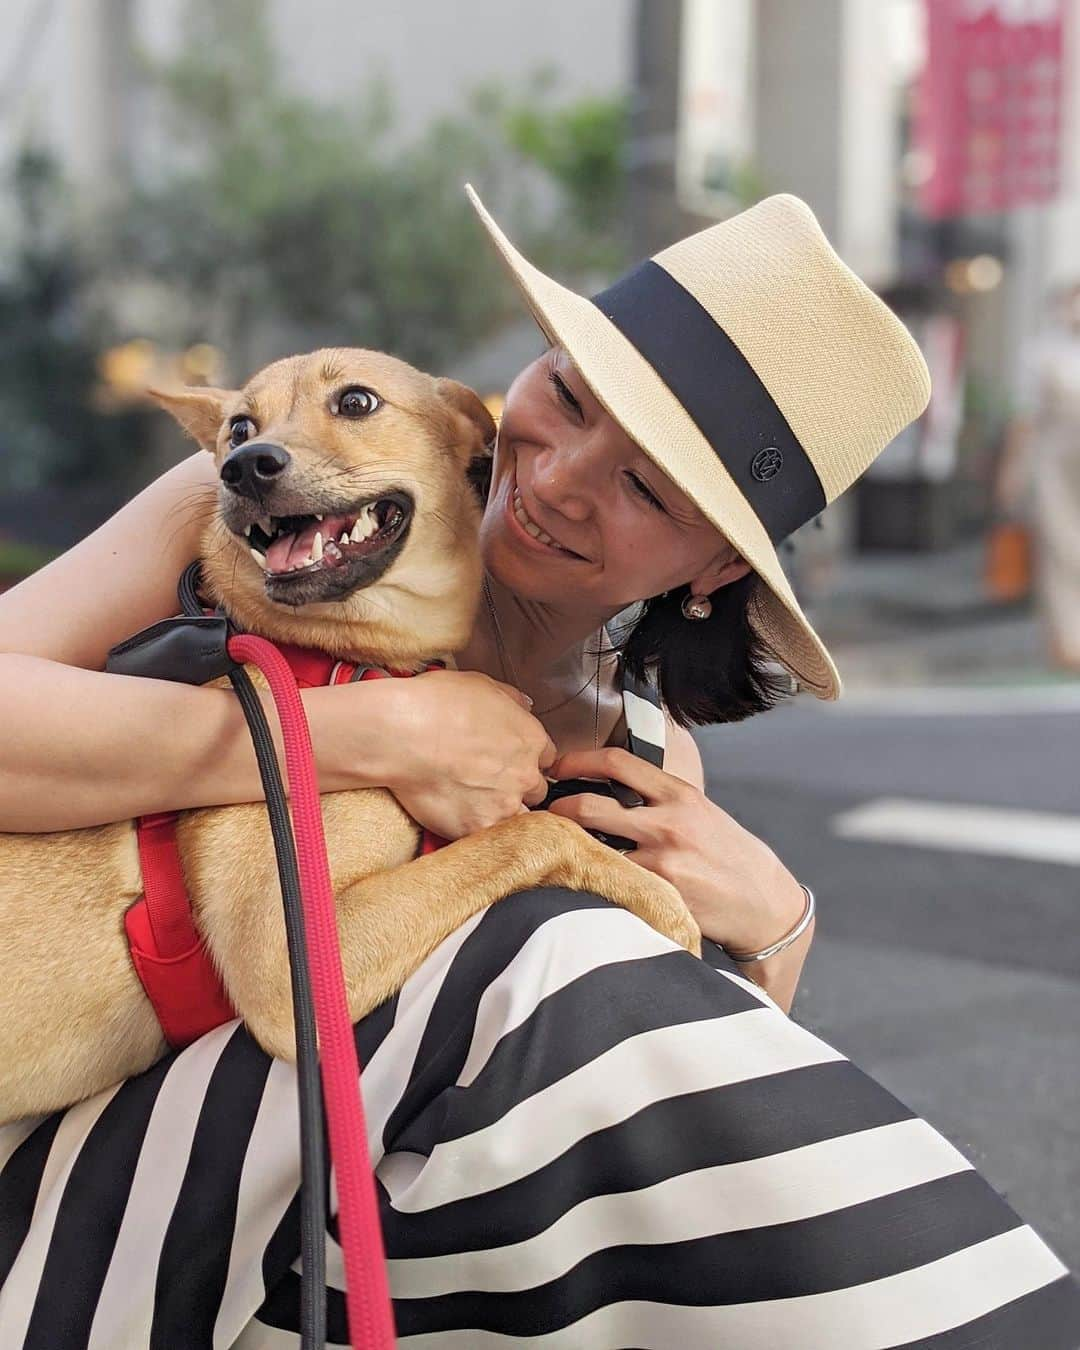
[546,747,812,1011]
[314,669,558,841]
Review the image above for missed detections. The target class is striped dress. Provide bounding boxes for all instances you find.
[1,674,1077,1348]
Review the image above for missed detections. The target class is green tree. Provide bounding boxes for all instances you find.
[0,0,631,502]
[0,148,149,493]
[504,75,629,271]
[116,0,628,376]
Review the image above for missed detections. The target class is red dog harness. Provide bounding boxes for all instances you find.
[125,644,447,1049]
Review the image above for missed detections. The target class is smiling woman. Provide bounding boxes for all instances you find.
[0,186,1076,1348]
[477,342,792,727]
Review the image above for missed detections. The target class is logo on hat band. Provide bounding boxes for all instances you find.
[752,447,784,482]
[592,260,826,543]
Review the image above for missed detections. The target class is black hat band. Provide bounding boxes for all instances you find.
[592,260,827,543]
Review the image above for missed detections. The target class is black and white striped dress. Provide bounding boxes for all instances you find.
[1,674,1077,1348]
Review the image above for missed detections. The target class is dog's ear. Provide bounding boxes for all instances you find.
[465,452,493,507]
[434,378,497,453]
[148,385,237,453]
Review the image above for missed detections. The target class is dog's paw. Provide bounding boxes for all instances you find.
[571,838,701,956]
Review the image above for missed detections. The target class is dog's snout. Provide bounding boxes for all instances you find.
[221,443,291,499]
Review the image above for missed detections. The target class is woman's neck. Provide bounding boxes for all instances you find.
[457,573,625,749]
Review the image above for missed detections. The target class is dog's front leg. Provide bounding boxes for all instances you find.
[217,811,698,1062]
[323,811,701,1031]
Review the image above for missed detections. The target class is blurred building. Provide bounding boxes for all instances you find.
[631,0,1080,561]
[2,0,1080,562]
[0,0,632,206]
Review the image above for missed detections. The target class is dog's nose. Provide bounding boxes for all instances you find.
[220,443,291,499]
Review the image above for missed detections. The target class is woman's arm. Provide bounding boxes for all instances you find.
[0,452,552,833]
[0,453,392,829]
[0,453,259,829]
[662,723,812,1013]
[1,452,221,670]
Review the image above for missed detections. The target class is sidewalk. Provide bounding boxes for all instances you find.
[800,539,1072,691]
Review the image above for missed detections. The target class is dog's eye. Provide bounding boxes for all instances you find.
[229,416,256,448]
[335,387,381,419]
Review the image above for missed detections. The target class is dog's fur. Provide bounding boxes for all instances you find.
[0,348,700,1123]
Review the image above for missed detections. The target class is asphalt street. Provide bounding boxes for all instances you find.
[696,688,1080,1274]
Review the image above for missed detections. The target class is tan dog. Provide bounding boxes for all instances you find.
[0,348,699,1123]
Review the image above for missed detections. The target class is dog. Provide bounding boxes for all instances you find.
[0,348,700,1122]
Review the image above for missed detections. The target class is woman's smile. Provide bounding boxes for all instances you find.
[502,463,589,562]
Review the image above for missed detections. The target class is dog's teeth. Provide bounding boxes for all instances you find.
[249,548,267,571]
[315,514,323,522]
[339,531,350,547]
[311,530,323,561]
[243,525,252,538]
[258,516,272,535]
[353,505,378,541]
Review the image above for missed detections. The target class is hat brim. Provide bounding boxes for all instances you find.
[465,184,842,701]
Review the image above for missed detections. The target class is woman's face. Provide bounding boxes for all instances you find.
[480,347,750,614]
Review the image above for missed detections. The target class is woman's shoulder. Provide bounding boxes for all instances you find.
[663,718,704,789]
[0,452,216,670]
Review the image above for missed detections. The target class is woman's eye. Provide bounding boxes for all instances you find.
[335,387,381,418]
[626,472,665,512]
[548,370,582,417]
[229,416,256,448]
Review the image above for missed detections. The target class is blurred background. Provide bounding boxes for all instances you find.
[1,0,1077,1270]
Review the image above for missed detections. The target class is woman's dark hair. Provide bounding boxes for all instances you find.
[469,451,793,728]
[614,578,793,729]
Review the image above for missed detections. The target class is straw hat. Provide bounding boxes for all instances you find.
[464,184,931,701]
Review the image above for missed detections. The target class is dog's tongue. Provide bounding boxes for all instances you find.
[265,514,353,573]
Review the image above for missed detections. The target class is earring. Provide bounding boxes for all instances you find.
[681,593,712,621]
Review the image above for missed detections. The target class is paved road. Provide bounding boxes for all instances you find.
[696,690,1080,1273]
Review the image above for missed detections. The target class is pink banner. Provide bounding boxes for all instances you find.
[917,0,1065,218]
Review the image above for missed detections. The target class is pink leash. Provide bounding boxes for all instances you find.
[228,633,395,1349]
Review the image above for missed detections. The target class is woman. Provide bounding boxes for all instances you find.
[1,191,1075,1348]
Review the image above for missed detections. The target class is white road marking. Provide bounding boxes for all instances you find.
[831,797,1080,866]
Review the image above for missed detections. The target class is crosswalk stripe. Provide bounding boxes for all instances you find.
[831,797,1080,866]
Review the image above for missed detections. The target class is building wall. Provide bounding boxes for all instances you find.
[839,0,900,285]
[2,0,86,179]
[1046,0,1080,287]
[0,0,632,203]
[753,0,899,284]
[754,0,845,238]
[269,0,632,145]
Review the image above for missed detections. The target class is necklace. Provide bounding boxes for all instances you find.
[481,574,607,749]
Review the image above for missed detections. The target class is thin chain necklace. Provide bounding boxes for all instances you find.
[481,573,607,749]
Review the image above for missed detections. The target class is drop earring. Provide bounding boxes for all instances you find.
[681,592,712,621]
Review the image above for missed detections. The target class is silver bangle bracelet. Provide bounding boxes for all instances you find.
[725,884,816,964]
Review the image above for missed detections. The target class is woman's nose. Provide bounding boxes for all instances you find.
[530,444,597,521]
